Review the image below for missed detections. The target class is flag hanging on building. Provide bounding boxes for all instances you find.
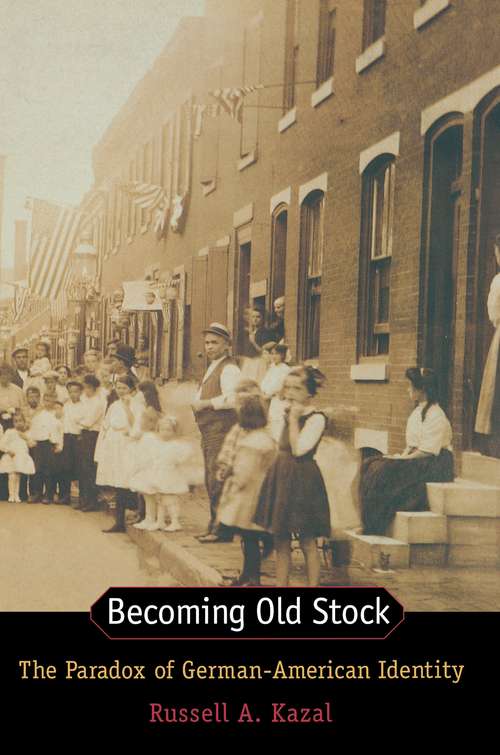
[120,181,169,240]
[208,84,264,123]
[27,198,83,301]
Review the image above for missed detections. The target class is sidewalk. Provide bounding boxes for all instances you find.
[126,487,500,612]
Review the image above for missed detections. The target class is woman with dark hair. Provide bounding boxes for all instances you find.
[217,391,276,586]
[360,367,454,535]
[138,380,162,413]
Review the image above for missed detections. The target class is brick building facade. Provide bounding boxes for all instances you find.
[15,0,500,466]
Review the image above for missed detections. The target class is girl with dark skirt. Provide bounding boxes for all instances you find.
[254,366,330,587]
[217,392,276,586]
[360,367,454,536]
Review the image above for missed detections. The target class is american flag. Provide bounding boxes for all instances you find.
[27,198,83,301]
[208,84,264,123]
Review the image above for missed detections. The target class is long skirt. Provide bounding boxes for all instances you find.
[360,450,454,536]
[475,325,500,435]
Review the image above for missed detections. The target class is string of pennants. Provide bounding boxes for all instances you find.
[191,79,318,138]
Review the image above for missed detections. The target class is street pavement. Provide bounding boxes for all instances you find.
[0,502,174,611]
[129,487,500,612]
[1,495,499,612]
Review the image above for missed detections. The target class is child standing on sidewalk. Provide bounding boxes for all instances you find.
[254,366,330,587]
[130,407,163,530]
[152,416,191,532]
[58,380,84,504]
[217,393,276,585]
[27,393,63,503]
[0,411,35,502]
[78,374,106,511]
[97,375,141,533]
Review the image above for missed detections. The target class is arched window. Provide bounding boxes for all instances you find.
[270,204,288,305]
[298,190,324,361]
[359,155,395,356]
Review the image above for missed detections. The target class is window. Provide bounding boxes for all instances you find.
[317,1,336,85]
[298,190,324,361]
[270,205,288,304]
[201,65,221,191]
[362,0,386,49]
[141,141,153,228]
[241,18,262,158]
[127,158,136,238]
[161,121,172,193]
[283,0,299,113]
[359,156,395,356]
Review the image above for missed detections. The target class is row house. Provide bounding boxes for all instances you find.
[43,0,500,471]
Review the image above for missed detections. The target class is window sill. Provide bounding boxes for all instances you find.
[278,107,297,133]
[201,179,217,196]
[355,37,386,74]
[237,150,258,171]
[350,362,389,381]
[414,0,451,30]
[311,77,334,107]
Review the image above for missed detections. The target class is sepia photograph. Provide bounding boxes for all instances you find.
[1,0,499,617]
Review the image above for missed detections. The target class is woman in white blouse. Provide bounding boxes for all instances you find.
[260,342,290,442]
[360,367,454,535]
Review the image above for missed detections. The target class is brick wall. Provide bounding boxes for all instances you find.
[91,0,500,457]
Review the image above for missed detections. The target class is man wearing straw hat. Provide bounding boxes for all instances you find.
[191,323,241,543]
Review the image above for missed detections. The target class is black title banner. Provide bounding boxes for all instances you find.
[91,587,404,640]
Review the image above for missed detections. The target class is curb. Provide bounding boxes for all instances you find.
[126,525,224,587]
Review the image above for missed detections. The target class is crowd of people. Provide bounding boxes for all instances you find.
[0,292,456,587]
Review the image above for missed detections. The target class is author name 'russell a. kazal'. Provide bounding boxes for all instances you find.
[149,701,333,725]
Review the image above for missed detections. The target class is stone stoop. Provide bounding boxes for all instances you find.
[344,532,410,570]
[389,511,448,567]
[461,452,500,487]
[340,473,500,570]
[427,477,500,567]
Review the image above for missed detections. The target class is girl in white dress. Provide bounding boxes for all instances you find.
[130,408,163,531]
[28,341,52,393]
[0,411,35,502]
[96,375,144,533]
[153,416,191,532]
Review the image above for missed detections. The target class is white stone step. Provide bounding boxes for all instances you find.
[345,531,409,569]
[461,452,500,486]
[427,479,500,517]
[389,511,447,544]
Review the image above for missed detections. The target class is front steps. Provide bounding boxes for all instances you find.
[341,456,500,569]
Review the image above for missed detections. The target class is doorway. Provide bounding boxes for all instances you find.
[423,123,463,416]
[235,238,251,356]
[472,100,500,458]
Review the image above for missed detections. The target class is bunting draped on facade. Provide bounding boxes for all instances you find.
[120,181,169,239]
[208,84,264,122]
